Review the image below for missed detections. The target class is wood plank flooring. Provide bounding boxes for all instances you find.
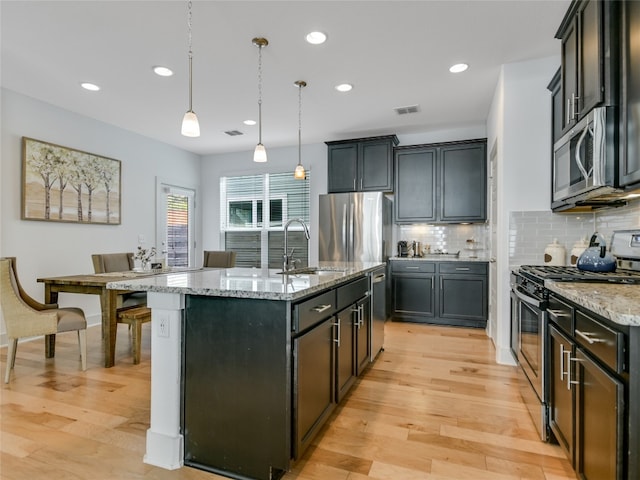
[1,321,577,480]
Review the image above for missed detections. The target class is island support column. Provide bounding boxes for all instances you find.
[143,291,185,470]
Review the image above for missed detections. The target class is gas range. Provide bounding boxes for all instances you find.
[518,264,640,285]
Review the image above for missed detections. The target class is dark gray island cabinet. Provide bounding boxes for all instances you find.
[107,264,382,480]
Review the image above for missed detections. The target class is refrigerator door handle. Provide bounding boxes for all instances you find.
[342,203,348,260]
[349,201,355,263]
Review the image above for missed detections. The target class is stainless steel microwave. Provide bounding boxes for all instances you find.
[552,106,622,211]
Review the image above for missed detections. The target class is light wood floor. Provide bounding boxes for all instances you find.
[1,321,577,480]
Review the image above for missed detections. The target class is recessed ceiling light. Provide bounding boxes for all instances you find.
[449,63,469,73]
[80,82,100,91]
[335,83,353,92]
[153,66,174,77]
[306,31,327,45]
[243,119,257,126]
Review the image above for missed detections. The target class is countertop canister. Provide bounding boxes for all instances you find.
[570,237,589,266]
[544,238,566,266]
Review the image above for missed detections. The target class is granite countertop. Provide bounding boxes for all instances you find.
[391,256,490,262]
[546,280,640,327]
[106,261,384,302]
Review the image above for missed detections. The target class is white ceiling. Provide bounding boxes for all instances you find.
[1,0,570,156]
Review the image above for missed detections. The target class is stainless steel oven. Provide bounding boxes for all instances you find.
[510,272,549,441]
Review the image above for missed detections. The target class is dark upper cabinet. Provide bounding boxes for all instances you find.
[395,147,436,222]
[557,0,604,132]
[395,139,487,224]
[548,68,564,146]
[620,0,640,187]
[555,0,618,134]
[326,135,398,193]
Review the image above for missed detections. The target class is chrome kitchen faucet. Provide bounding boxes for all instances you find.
[283,218,310,271]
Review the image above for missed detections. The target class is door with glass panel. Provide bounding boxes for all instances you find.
[157,182,195,267]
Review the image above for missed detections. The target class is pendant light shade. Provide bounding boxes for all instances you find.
[253,37,268,162]
[181,0,200,137]
[294,80,307,179]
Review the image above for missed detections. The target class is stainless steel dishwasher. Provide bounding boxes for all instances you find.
[371,266,387,360]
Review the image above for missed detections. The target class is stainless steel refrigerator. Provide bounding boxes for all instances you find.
[318,192,391,360]
[318,192,392,263]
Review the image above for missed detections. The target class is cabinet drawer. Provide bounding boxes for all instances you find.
[548,295,573,335]
[438,262,487,275]
[391,261,435,273]
[294,290,336,333]
[337,276,369,311]
[575,311,624,373]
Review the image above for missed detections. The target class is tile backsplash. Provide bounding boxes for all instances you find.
[395,223,490,258]
[509,198,640,266]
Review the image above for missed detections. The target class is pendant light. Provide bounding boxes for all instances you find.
[294,80,307,179]
[181,0,200,137]
[252,37,268,162]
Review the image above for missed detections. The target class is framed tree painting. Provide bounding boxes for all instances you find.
[21,137,121,224]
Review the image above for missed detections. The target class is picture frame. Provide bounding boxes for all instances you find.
[21,137,121,225]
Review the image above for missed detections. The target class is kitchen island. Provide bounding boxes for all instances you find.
[107,262,384,480]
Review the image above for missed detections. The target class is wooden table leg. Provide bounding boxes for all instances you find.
[101,289,119,368]
[44,286,58,358]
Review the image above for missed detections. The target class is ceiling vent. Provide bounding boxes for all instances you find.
[394,104,420,115]
[224,130,244,136]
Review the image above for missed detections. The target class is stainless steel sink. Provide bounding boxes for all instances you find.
[276,266,347,275]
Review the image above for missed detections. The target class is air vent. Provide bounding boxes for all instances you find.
[394,104,420,115]
[224,130,244,136]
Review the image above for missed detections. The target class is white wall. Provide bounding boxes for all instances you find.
[486,56,560,364]
[1,89,202,336]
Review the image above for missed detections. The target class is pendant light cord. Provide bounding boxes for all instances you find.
[257,43,263,144]
[298,83,302,166]
[187,0,193,112]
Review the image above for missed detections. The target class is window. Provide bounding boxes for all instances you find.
[221,172,310,268]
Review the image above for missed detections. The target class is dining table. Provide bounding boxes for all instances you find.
[37,269,198,367]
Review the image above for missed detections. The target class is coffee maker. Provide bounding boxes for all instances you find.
[397,240,409,257]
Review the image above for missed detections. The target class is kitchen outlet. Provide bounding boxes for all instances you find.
[138,234,145,244]
[158,315,169,338]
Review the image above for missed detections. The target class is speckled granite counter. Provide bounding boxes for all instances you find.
[391,256,490,262]
[546,280,640,327]
[106,261,384,301]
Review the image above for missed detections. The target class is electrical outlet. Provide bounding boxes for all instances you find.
[158,315,169,338]
[138,234,145,244]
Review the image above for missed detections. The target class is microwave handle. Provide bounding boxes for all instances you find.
[574,123,594,180]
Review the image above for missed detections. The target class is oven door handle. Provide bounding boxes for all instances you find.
[512,287,545,309]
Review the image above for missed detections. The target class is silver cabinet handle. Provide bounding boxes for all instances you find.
[560,343,566,382]
[360,178,363,190]
[548,309,570,318]
[575,329,606,345]
[333,319,340,347]
[353,178,356,190]
[567,98,571,125]
[312,304,332,313]
[405,266,420,270]
[372,273,386,284]
[455,267,470,271]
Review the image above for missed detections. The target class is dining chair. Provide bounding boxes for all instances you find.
[203,250,237,268]
[1,257,87,383]
[91,252,146,308]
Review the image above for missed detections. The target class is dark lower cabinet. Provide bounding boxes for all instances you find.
[575,348,624,480]
[392,260,487,328]
[548,293,631,480]
[335,305,356,402]
[549,324,575,462]
[293,316,335,459]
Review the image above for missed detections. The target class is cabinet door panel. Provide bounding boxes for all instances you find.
[355,297,371,375]
[579,0,603,115]
[562,20,578,131]
[360,142,393,191]
[439,275,486,321]
[621,0,640,186]
[328,144,358,193]
[575,348,624,480]
[549,325,575,461]
[392,274,435,317]
[440,144,486,222]
[294,317,335,458]
[335,307,356,402]
[395,149,436,222]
